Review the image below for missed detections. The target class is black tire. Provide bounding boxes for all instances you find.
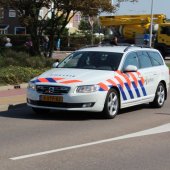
[32,107,50,114]
[103,88,120,119]
[150,82,165,108]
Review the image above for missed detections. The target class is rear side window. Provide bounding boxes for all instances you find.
[137,51,152,68]
[148,52,164,66]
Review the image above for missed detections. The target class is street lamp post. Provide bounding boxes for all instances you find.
[149,0,154,47]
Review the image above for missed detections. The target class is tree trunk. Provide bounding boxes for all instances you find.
[48,34,54,58]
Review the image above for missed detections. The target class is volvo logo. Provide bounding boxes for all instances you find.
[49,87,55,93]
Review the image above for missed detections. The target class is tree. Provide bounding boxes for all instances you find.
[0,0,50,55]
[79,20,92,31]
[0,0,137,56]
[46,0,117,57]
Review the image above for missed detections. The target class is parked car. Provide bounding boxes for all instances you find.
[27,45,169,119]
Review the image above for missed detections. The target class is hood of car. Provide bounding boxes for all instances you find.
[35,68,115,85]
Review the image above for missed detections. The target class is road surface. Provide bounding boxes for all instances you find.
[0,94,170,170]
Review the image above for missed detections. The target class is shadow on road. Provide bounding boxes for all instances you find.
[0,103,164,121]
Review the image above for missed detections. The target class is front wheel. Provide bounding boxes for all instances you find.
[103,88,120,119]
[150,82,165,108]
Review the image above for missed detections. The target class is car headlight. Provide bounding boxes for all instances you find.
[27,81,36,90]
[76,85,99,93]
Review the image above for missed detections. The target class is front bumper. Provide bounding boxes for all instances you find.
[27,89,107,112]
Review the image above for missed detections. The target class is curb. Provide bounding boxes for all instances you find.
[0,103,27,112]
[0,84,27,112]
[0,83,27,91]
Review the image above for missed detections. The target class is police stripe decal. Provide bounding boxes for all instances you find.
[99,71,147,101]
[139,80,147,96]
[116,71,134,99]
[117,84,127,100]
[124,83,134,99]
[32,71,147,101]
[132,81,141,97]
[98,82,109,91]
[59,80,82,84]
[46,78,56,83]
[33,77,82,84]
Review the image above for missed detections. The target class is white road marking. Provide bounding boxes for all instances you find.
[10,123,170,160]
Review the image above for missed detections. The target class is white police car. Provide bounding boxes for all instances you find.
[27,45,169,118]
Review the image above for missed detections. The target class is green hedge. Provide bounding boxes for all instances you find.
[0,66,47,84]
[0,50,55,85]
[0,50,54,68]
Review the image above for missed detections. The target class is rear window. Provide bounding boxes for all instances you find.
[148,52,164,66]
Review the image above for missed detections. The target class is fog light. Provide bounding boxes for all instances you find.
[82,103,94,108]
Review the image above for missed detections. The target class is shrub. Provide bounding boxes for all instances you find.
[0,50,54,68]
[0,66,48,84]
[0,50,55,85]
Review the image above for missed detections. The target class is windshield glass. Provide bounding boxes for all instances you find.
[58,51,123,71]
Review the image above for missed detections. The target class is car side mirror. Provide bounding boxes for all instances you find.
[52,62,59,68]
[124,65,137,72]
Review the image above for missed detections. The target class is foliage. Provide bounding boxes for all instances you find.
[79,18,100,33]
[79,20,91,31]
[166,63,170,68]
[0,66,47,84]
[0,50,55,84]
[0,0,137,56]
[0,50,54,68]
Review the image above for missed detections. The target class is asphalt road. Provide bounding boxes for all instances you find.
[0,92,170,170]
[0,56,169,170]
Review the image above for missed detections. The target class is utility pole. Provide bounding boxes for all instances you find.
[149,0,154,47]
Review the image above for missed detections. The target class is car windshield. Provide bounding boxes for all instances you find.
[58,51,123,71]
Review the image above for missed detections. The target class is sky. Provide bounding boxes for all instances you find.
[111,0,170,19]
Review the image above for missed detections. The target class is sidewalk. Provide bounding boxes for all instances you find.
[0,84,27,111]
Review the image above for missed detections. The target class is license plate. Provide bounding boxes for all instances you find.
[40,95,63,102]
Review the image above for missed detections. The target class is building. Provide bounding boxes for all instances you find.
[0,7,26,35]
[0,6,81,35]
[66,11,81,33]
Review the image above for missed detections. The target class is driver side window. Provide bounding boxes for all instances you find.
[123,52,139,70]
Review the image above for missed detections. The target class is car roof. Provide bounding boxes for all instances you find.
[77,45,158,53]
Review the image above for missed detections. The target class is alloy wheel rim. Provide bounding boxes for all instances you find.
[157,85,165,106]
[107,92,118,116]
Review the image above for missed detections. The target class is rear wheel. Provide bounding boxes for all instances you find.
[150,82,165,108]
[32,107,50,114]
[103,88,120,119]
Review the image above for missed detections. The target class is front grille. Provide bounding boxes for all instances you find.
[36,85,70,95]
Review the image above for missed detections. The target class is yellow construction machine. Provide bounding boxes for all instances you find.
[100,14,170,58]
